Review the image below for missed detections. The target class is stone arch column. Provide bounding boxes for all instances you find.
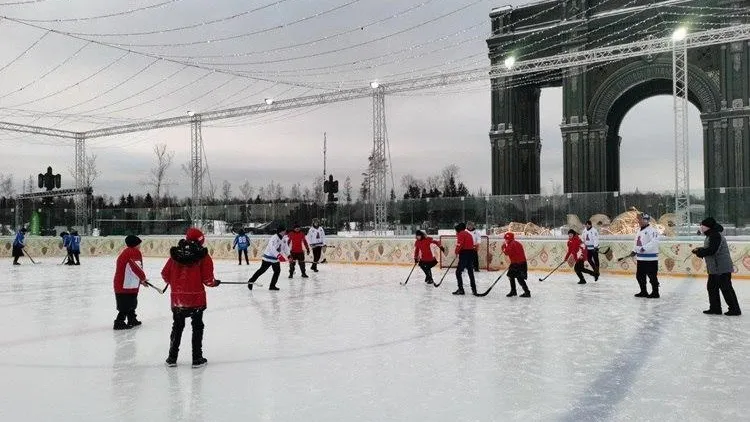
[565,58,722,193]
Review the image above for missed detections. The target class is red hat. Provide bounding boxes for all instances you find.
[186,227,205,245]
[504,232,514,241]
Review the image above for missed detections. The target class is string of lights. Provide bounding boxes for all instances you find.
[0,41,90,100]
[6,0,184,22]
[60,0,298,37]
[0,29,49,74]
[163,0,442,60]
[102,0,366,48]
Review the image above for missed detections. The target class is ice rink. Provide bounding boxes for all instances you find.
[1,256,748,421]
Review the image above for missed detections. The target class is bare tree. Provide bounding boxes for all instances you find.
[343,176,352,204]
[312,176,324,203]
[302,186,312,202]
[221,180,232,203]
[146,144,174,208]
[0,174,15,198]
[289,183,302,201]
[239,180,254,203]
[67,153,100,188]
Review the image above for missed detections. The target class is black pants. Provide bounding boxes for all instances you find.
[114,293,139,324]
[289,252,307,276]
[72,250,80,265]
[707,273,741,313]
[587,248,600,272]
[636,260,659,293]
[250,260,281,288]
[455,251,477,293]
[311,246,323,270]
[168,307,205,361]
[418,259,438,281]
[575,260,595,282]
[66,248,74,265]
[472,249,480,271]
[12,245,23,264]
[237,249,249,264]
[508,262,529,293]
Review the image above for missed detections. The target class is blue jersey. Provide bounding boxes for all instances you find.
[69,235,81,252]
[13,232,25,248]
[234,234,250,250]
[62,234,71,248]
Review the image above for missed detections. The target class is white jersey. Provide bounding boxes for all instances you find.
[307,226,326,247]
[633,224,659,261]
[469,229,481,250]
[583,227,599,249]
[261,234,291,263]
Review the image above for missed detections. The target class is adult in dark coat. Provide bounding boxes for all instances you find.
[692,217,741,316]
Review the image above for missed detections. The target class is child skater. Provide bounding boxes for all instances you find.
[501,232,530,297]
[112,235,148,330]
[414,230,444,284]
[248,226,291,291]
[233,229,250,265]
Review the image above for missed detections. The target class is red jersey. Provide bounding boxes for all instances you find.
[414,237,441,262]
[287,231,309,254]
[454,230,474,254]
[113,247,147,294]
[502,240,526,264]
[565,235,587,262]
[161,242,217,308]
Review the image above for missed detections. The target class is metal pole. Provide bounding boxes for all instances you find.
[190,115,204,226]
[673,32,691,231]
[74,134,88,234]
[372,86,388,233]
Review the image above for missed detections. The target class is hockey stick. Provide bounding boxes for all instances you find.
[538,260,565,282]
[617,253,636,262]
[23,250,39,264]
[401,263,419,286]
[433,256,457,288]
[143,280,167,294]
[474,267,509,297]
[59,256,69,265]
[598,246,611,255]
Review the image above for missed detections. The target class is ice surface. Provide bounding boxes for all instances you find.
[1,257,748,421]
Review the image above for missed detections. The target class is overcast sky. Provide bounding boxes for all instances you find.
[0,0,705,199]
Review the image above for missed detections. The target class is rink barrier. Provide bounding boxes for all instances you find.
[2,236,750,279]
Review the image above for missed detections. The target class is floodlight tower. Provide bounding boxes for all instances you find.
[370,81,388,233]
[188,110,204,225]
[672,26,690,231]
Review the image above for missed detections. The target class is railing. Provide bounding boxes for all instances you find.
[2,188,749,236]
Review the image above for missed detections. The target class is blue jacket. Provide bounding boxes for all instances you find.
[233,234,250,250]
[13,232,25,248]
[62,234,71,248]
[69,235,81,252]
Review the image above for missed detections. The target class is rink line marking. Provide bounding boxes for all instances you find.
[558,278,695,422]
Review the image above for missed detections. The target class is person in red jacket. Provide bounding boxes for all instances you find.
[287,223,310,279]
[502,232,530,297]
[112,235,148,330]
[414,230,445,284]
[453,222,477,295]
[565,229,596,284]
[161,228,221,368]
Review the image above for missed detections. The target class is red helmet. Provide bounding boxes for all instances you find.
[503,232,514,241]
[186,227,205,245]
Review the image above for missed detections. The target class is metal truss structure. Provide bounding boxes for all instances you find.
[672,34,691,231]
[371,87,388,232]
[14,187,92,232]
[1,24,749,230]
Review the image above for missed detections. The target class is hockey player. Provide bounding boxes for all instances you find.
[248,226,291,291]
[502,232,530,297]
[453,222,477,296]
[583,220,600,280]
[12,227,27,265]
[233,229,250,265]
[692,217,741,316]
[413,230,445,284]
[565,229,595,284]
[69,230,81,265]
[60,231,74,265]
[467,221,481,272]
[287,223,310,279]
[629,213,660,298]
[161,228,221,368]
[112,235,148,330]
[307,219,326,272]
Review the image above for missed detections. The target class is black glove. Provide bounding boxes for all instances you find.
[414,258,419,264]
[214,280,221,286]
[691,248,699,255]
[629,251,637,257]
[439,246,446,253]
